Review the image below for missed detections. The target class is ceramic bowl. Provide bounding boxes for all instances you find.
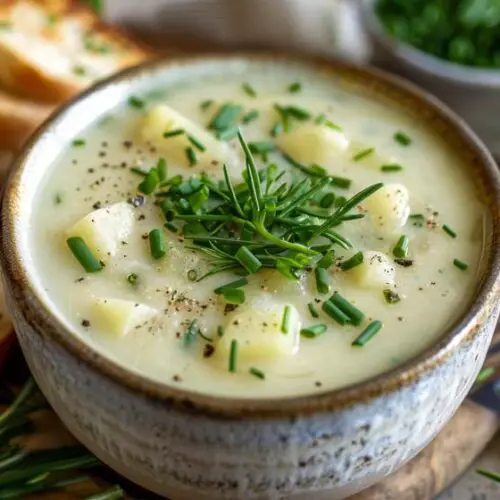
[1,54,500,500]
[359,0,500,159]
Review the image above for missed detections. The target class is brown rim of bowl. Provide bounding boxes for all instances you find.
[2,52,500,419]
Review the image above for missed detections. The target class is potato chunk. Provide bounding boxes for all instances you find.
[363,183,410,231]
[66,202,134,258]
[218,303,301,361]
[141,104,228,167]
[91,298,157,337]
[348,251,396,289]
[275,124,349,165]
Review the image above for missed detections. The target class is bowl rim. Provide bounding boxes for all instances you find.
[2,52,500,419]
[360,0,500,87]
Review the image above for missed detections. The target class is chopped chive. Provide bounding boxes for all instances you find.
[181,319,198,347]
[320,192,335,208]
[163,128,184,138]
[476,366,495,383]
[315,267,330,294]
[453,258,468,271]
[214,278,249,294]
[198,330,213,343]
[352,320,382,346]
[270,121,283,137]
[229,339,238,372]
[54,193,63,205]
[352,147,375,162]
[130,166,147,176]
[442,224,457,238]
[394,131,412,146]
[217,325,225,337]
[383,289,401,304]
[209,103,243,131]
[127,273,139,285]
[409,213,425,227]
[72,65,86,76]
[128,96,145,109]
[330,292,364,326]
[72,139,86,147]
[281,305,292,333]
[156,158,167,181]
[165,222,178,233]
[317,250,335,269]
[477,468,500,483]
[138,169,159,195]
[242,83,257,97]
[187,134,206,152]
[249,367,266,379]
[330,176,352,189]
[283,105,311,121]
[185,147,197,167]
[301,324,327,338]
[66,237,102,273]
[339,252,364,271]
[149,229,166,260]
[223,288,245,304]
[187,269,197,281]
[200,99,213,110]
[315,114,326,125]
[217,126,239,141]
[322,300,350,325]
[393,235,409,258]
[249,141,275,157]
[238,111,258,126]
[381,164,403,172]
[235,246,262,274]
[289,82,301,93]
[334,195,346,207]
[308,302,319,318]
[325,120,343,131]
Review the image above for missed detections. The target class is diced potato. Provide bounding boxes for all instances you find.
[140,104,229,168]
[275,123,349,165]
[363,183,410,231]
[91,297,157,337]
[218,302,301,361]
[348,251,396,289]
[66,202,134,258]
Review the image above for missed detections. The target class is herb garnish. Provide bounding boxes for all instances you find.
[289,82,302,93]
[352,320,382,346]
[249,367,266,379]
[381,164,403,172]
[72,139,86,147]
[394,131,412,146]
[453,258,468,271]
[330,292,364,326]
[301,324,327,338]
[229,339,238,372]
[393,235,409,258]
[66,237,102,273]
[128,96,145,109]
[281,305,292,333]
[442,224,457,238]
[307,302,319,318]
[383,289,401,304]
[149,229,166,260]
[242,83,257,98]
[181,319,198,347]
[352,147,375,162]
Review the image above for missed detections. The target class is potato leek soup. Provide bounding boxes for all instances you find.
[31,66,485,398]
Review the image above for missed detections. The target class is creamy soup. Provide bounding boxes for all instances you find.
[30,63,486,398]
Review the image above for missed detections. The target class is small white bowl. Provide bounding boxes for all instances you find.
[360,0,500,158]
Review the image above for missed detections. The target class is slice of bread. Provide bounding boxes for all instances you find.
[0,0,154,103]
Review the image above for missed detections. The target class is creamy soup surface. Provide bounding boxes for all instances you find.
[30,64,486,398]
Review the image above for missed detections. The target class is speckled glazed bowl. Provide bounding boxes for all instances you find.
[1,54,500,500]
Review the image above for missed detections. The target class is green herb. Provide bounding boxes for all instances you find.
[242,83,257,97]
[214,278,249,295]
[223,288,245,304]
[301,324,327,338]
[66,237,102,273]
[330,292,364,326]
[394,131,412,146]
[85,486,125,500]
[381,164,403,172]
[229,339,238,372]
[242,110,259,124]
[200,99,213,110]
[477,468,500,483]
[282,153,327,177]
[281,305,292,333]
[127,273,138,285]
[442,224,457,238]
[72,139,86,147]
[163,128,184,138]
[149,229,166,260]
[217,325,225,337]
[165,222,178,233]
[209,103,243,132]
[307,302,319,318]
[235,246,262,274]
[156,158,167,182]
[54,193,63,205]
[187,269,197,281]
[249,367,266,379]
[453,258,468,271]
[330,176,352,189]
[393,235,409,258]
[476,366,495,384]
[185,147,197,167]
[270,121,283,137]
[315,114,327,125]
[289,82,302,93]
[325,120,343,131]
[128,96,145,109]
[352,320,382,346]
[279,105,311,121]
[138,169,159,194]
[409,213,425,227]
[383,289,401,304]
[187,134,206,152]
[72,65,87,77]
[249,141,275,160]
[130,166,147,176]
[320,192,335,208]
[217,126,239,141]
[339,252,364,271]
[352,148,375,162]
[315,267,330,294]
[181,319,198,347]
[322,300,350,325]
